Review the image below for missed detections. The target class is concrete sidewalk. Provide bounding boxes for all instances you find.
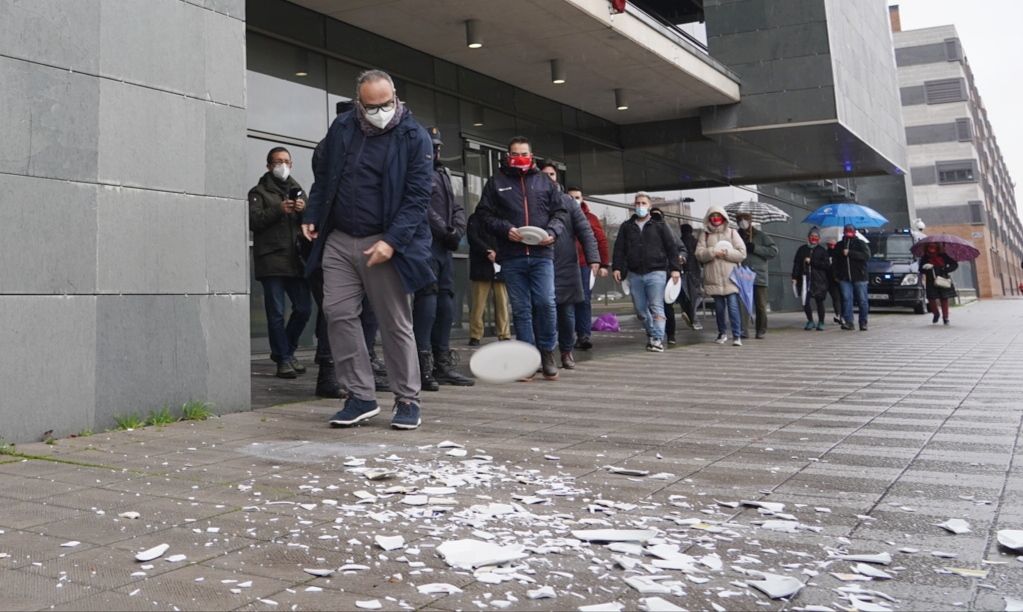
[2,300,1022,611]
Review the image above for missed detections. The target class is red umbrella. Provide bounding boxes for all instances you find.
[910,234,980,261]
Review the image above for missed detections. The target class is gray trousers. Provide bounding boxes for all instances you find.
[322,231,420,404]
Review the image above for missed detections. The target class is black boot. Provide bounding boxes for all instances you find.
[418,351,440,392]
[315,362,343,399]
[540,350,559,381]
[433,350,475,386]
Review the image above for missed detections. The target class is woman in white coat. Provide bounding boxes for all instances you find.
[694,206,748,346]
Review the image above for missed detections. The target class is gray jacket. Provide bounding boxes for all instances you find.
[739,226,778,287]
[555,195,599,305]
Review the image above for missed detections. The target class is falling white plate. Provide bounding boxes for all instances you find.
[135,543,170,562]
[621,278,630,296]
[590,271,596,290]
[469,340,541,384]
[517,226,549,245]
[664,277,682,303]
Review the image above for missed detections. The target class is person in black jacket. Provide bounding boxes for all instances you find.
[474,136,567,380]
[466,211,511,345]
[918,243,958,325]
[832,223,872,331]
[825,237,844,324]
[791,227,831,331]
[411,128,473,390]
[611,194,683,352]
[249,146,312,379]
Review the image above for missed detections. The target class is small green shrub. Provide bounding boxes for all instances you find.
[146,407,176,427]
[181,401,213,422]
[114,414,145,430]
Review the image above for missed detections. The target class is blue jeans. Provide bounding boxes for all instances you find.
[502,257,557,351]
[629,270,667,341]
[412,243,455,353]
[713,294,741,339]
[260,276,312,364]
[840,280,869,326]
[574,266,593,339]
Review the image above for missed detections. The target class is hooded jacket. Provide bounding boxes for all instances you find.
[248,171,306,280]
[919,251,958,300]
[694,205,747,296]
[428,163,466,249]
[576,201,609,267]
[611,214,682,277]
[467,211,500,283]
[792,243,831,299]
[474,164,567,262]
[738,224,778,287]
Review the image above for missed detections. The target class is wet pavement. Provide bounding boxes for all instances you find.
[2,299,1022,611]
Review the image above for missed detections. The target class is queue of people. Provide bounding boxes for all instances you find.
[249,68,966,434]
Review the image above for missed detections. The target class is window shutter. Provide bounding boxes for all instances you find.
[955,118,973,142]
[944,38,962,61]
[968,201,983,224]
[925,78,967,104]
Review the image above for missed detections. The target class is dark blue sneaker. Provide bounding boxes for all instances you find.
[328,397,379,428]
[390,401,421,430]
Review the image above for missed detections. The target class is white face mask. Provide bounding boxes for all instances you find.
[635,206,649,218]
[739,220,751,230]
[272,164,290,181]
[366,107,396,129]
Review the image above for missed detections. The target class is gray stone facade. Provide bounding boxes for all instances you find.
[0,0,249,442]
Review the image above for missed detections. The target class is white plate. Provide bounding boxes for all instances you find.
[714,240,733,252]
[664,277,682,303]
[469,340,541,384]
[517,226,549,245]
[590,272,596,290]
[493,262,501,274]
[621,278,630,296]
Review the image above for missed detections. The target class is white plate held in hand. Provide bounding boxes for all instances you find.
[664,277,682,303]
[621,278,630,296]
[517,226,549,245]
[470,340,541,383]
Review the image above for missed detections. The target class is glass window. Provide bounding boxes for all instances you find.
[434,92,463,174]
[458,67,515,113]
[397,80,437,128]
[326,58,362,125]
[247,0,325,47]
[247,34,328,142]
[461,104,517,148]
[324,19,434,83]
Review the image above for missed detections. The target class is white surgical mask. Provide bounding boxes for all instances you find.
[635,206,649,218]
[272,164,290,181]
[366,107,396,129]
[739,220,751,230]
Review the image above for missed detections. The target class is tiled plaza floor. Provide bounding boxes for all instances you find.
[2,300,1021,611]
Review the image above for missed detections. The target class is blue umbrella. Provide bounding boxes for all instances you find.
[802,203,888,228]
[729,265,756,318]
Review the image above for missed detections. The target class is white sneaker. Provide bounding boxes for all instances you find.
[714,334,727,344]
[648,339,664,353]
[732,338,742,347]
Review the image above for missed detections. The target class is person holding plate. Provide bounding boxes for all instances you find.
[474,137,567,380]
[694,206,747,346]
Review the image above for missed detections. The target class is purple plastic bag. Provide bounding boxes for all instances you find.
[591,313,620,332]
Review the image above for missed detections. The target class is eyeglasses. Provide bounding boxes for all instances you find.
[362,99,396,115]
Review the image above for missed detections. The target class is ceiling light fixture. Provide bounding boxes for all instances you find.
[472,106,485,127]
[550,59,566,85]
[614,88,629,110]
[465,20,483,49]
[294,48,309,77]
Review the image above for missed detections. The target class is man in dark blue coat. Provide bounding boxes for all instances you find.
[474,136,567,380]
[302,69,434,430]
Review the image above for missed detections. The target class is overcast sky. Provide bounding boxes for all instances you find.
[894,0,1021,205]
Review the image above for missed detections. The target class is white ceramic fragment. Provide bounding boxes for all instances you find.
[571,529,657,543]
[355,600,382,610]
[436,539,527,570]
[837,552,892,565]
[166,554,187,563]
[639,597,686,612]
[134,543,170,562]
[747,573,804,599]
[417,583,462,595]
[853,563,892,580]
[997,530,1023,551]
[376,535,405,551]
[304,568,334,577]
[935,518,971,534]
[528,586,556,600]
[118,512,141,520]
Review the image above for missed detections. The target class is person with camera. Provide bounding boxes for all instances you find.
[249,146,312,379]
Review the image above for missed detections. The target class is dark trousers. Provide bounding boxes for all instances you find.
[665,300,677,339]
[804,294,826,323]
[739,285,769,336]
[829,283,842,319]
[574,266,593,339]
[310,270,331,364]
[260,276,312,364]
[556,302,575,352]
[412,243,455,354]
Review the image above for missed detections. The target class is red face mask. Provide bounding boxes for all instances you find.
[809,237,820,245]
[844,231,855,239]
[926,246,938,254]
[709,215,725,226]
[507,154,533,172]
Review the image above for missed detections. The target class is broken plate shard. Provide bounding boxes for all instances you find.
[527,586,556,600]
[606,466,649,477]
[355,600,382,610]
[417,583,463,595]
[363,468,393,481]
[996,530,1023,552]
[166,554,187,563]
[303,568,334,577]
[571,529,657,543]
[118,512,141,520]
[375,535,405,551]
[437,440,464,449]
[135,543,170,562]
[60,541,80,548]
[943,567,989,579]
[935,518,971,535]
[624,576,672,595]
[853,563,892,580]
[747,573,804,599]
[837,552,892,565]
[639,597,686,612]
[1004,596,1023,612]
[436,539,528,570]
[741,500,785,513]
[578,604,625,612]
